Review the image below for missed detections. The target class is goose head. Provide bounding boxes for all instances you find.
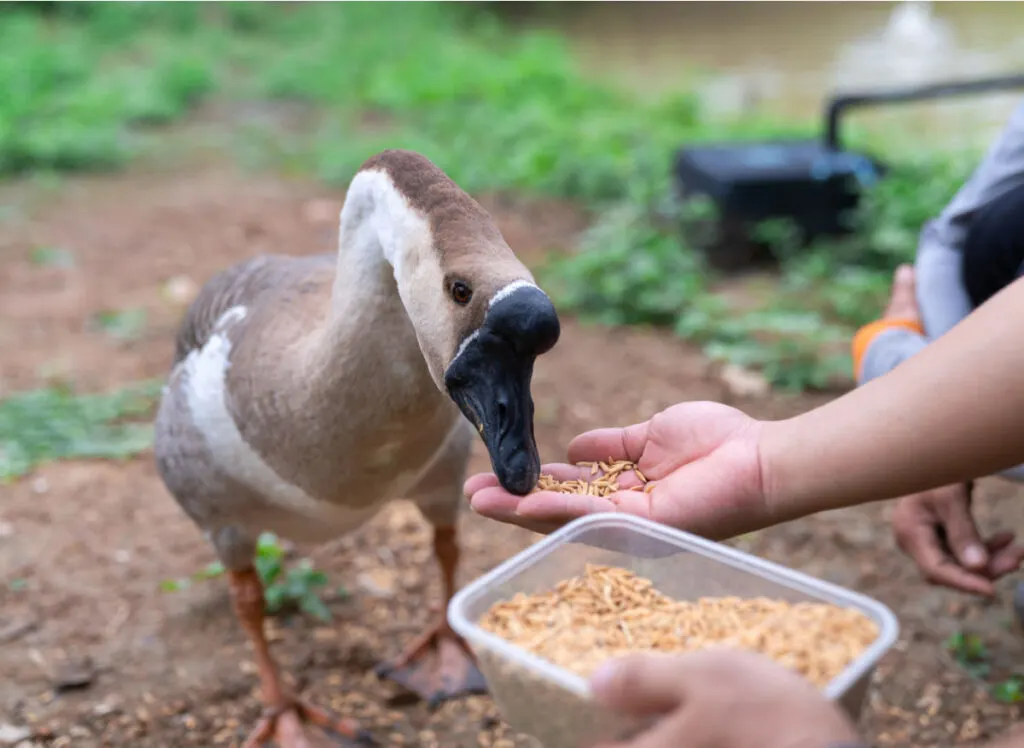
[340,150,561,495]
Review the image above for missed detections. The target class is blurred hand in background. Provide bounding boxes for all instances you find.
[891,482,1024,597]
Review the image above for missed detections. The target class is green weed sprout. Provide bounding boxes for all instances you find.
[0,381,161,482]
[161,532,341,623]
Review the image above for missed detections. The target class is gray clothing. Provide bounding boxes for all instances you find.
[916,100,1024,337]
[860,100,1024,482]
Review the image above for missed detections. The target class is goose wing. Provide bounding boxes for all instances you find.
[171,254,332,367]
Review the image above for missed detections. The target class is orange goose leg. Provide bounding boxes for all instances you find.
[229,569,374,747]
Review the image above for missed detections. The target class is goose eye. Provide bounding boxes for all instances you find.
[451,281,473,306]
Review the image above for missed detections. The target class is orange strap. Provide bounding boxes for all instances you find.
[851,318,924,381]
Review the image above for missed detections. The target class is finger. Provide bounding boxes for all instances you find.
[513,491,621,522]
[986,539,1024,579]
[934,489,988,570]
[566,422,650,465]
[468,470,650,534]
[464,472,499,497]
[985,531,1016,553]
[925,562,996,597]
[902,524,996,597]
[589,653,690,717]
[468,488,565,534]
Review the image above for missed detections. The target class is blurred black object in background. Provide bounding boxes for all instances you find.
[676,73,1024,272]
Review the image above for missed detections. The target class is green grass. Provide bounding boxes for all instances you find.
[946,630,991,680]
[161,532,343,622]
[28,246,75,268]
[91,308,148,342]
[0,2,985,392]
[993,675,1024,704]
[0,379,162,482]
[0,3,992,612]
[0,5,215,175]
[945,630,1024,704]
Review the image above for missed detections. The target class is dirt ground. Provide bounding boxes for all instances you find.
[1,163,1023,747]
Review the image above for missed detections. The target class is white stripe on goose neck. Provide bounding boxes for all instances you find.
[337,168,429,283]
[448,281,548,368]
[451,329,480,364]
[488,279,544,309]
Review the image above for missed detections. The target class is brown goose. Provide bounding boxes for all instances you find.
[153,149,560,747]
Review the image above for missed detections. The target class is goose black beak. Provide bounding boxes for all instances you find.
[444,285,560,496]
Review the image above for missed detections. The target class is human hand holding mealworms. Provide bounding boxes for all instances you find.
[469,277,1024,541]
[585,649,862,748]
[465,400,768,538]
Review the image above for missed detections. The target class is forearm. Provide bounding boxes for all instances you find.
[761,275,1024,522]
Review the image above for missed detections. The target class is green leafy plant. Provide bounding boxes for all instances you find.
[543,201,709,328]
[0,6,214,175]
[0,4,984,391]
[993,675,1024,704]
[946,630,991,679]
[253,533,336,621]
[91,308,148,341]
[158,561,225,593]
[29,246,74,268]
[946,632,1024,703]
[161,533,341,623]
[545,147,976,390]
[0,380,161,482]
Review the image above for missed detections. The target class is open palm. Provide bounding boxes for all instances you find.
[466,401,770,539]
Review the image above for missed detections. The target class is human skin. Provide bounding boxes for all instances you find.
[761,271,1024,525]
[587,650,860,748]
[464,275,1024,748]
[871,266,1024,596]
[466,275,1024,541]
[585,649,1024,748]
[890,482,1024,596]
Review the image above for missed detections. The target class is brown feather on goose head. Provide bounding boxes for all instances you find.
[340,149,560,495]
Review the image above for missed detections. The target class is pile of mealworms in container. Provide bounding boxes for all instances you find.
[533,459,654,497]
[478,564,879,688]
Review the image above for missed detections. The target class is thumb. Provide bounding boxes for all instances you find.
[589,653,688,717]
[567,421,650,465]
[936,486,988,570]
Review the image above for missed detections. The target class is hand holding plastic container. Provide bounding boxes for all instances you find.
[448,514,899,748]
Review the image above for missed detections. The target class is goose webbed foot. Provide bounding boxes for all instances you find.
[375,619,487,708]
[375,525,487,708]
[229,569,375,747]
[243,699,373,748]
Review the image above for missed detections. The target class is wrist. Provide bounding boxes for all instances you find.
[755,416,822,527]
[756,417,792,526]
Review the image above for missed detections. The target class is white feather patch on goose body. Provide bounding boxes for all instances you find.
[181,305,379,532]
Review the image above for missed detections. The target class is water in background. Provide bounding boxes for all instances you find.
[510,0,1024,150]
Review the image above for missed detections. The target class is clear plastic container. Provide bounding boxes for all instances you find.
[449,513,899,748]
